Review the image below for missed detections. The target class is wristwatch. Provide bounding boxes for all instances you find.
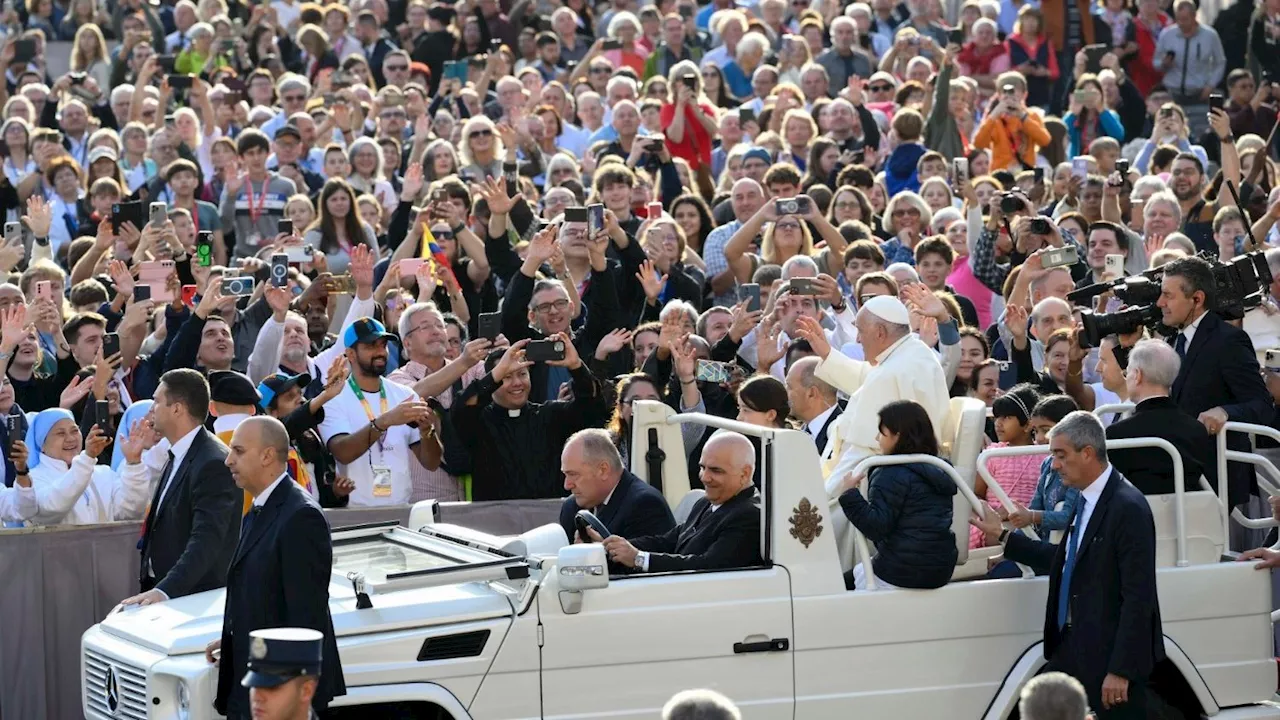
[635,551,649,572]
[998,528,1011,544]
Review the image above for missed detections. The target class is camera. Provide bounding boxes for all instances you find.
[1028,217,1053,236]
[774,197,810,216]
[1074,251,1273,348]
[999,191,1027,215]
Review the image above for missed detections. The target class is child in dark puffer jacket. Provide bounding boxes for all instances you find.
[836,399,958,590]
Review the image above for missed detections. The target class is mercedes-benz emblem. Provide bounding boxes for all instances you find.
[104,665,120,715]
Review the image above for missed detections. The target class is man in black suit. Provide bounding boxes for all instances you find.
[559,429,675,544]
[1156,257,1272,507]
[595,431,762,572]
[972,411,1162,719]
[122,369,242,606]
[356,11,397,88]
[1107,339,1217,495]
[208,416,344,720]
[785,357,843,457]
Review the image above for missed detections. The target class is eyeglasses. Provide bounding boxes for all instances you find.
[892,207,921,217]
[590,67,611,74]
[868,84,893,92]
[533,298,570,314]
[283,94,306,103]
[469,128,493,139]
[775,220,801,230]
[381,109,407,119]
[385,64,409,72]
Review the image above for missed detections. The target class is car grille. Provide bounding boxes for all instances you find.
[85,648,149,719]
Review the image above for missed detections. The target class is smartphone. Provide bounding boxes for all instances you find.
[564,206,588,224]
[789,277,817,295]
[195,231,213,267]
[168,74,194,90]
[102,332,121,359]
[1033,166,1045,184]
[112,200,144,234]
[1083,43,1108,73]
[3,221,19,245]
[270,253,289,288]
[525,338,567,362]
[479,311,501,341]
[156,55,176,73]
[646,201,663,219]
[953,157,969,183]
[181,284,198,307]
[1115,158,1129,177]
[695,359,730,384]
[12,38,35,64]
[132,285,151,302]
[34,281,51,302]
[490,38,503,52]
[1105,253,1125,277]
[326,274,356,294]
[149,201,167,227]
[681,74,697,91]
[739,283,761,312]
[95,400,111,432]
[1071,157,1089,181]
[138,260,176,302]
[399,258,426,277]
[277,218,294,237]
[739,107,755,124]
[947,27,964,45]
[646,138,665,153]
[1209,93,1225,112]
[164,114,177,130]
[586,203,604,235]
[1041,245,1079,269]
[602,38,623,51]
[221,275,255,296]
[4,414,20,457]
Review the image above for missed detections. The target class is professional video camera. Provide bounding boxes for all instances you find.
[1071,251,1273,348]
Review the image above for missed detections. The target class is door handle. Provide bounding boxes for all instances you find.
[733,638,789,654]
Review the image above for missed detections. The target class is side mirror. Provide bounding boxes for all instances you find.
[557,544,609,592]
[408,499,439,531]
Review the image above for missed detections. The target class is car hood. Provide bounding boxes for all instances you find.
[98,578,517,656]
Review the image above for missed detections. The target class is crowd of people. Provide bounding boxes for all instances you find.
[0,0,1280,713]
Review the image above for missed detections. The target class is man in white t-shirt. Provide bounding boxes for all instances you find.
[318,318,438,506]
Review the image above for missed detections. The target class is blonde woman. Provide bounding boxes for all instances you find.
[918,176,956,213]
[458,115,507,180]
[723,190,850,283]
[173,106,220,182]
[70,23,110,91]
[880,190,933,264]
[781,108,817,171]
[662,60,718,181]
[284,193,317,234]
[776,34,813,86]
[422,138,462,185]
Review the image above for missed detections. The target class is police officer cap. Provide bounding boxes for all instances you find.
[240,628,323,688]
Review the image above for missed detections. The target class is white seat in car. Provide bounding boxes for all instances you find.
[947,397,998,581]
[674,489,706,525]
[1147,489,1224,566]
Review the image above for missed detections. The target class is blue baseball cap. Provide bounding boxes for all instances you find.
[257,372,313,410]
[343,317,395,349]
[742,146,772,166]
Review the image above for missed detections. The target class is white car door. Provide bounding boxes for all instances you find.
[538,566,795,719]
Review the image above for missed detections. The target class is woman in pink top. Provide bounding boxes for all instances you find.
[970,385,1045,549]
[944,216,996,328]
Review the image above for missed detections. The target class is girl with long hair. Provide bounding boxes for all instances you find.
[301,178,379,273]
[69,23,110,91]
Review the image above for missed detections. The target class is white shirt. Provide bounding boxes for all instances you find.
[805,403,837,440]
[156,425,201,510]
[318,378,422,507]
[1179,310,1206,348]
[253,472,289,508]
[1070,464,1113,555]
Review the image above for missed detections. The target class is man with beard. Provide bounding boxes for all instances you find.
[1168,108,1238,253]
[451,334,608,500]
[318,318,439,506]
[246,248,379,389]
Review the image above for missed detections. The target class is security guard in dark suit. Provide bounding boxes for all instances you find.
[241,627,326,720]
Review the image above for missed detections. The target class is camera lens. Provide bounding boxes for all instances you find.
[1078,307,1150,348]
[999,193,1024,214]
[1029,217,1052,235]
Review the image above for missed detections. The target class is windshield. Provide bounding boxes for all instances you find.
[330,525,526,588]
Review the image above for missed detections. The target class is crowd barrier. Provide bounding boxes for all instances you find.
[0,499,562,720]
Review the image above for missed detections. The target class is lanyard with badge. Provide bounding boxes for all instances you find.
[348,375,393,497]
[244,173,268,247]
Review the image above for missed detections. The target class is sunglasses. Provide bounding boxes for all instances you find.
[385,64,409,72]
[868,84,893,92]
[470,128,493,138]
[434,230,455,240]
[590,67,611,74]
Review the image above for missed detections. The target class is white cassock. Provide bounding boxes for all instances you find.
[815,334,951,570]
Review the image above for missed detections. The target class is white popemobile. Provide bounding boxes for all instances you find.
[82,398,1280,719]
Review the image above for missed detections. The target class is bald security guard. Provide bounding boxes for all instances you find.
[207,417,345,719]
[241,628,327,720]
[559,428,675,545]
[591,431,762,571]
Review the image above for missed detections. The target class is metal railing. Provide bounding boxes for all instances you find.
[1215,423,1280,540]
[976,437,1190,567]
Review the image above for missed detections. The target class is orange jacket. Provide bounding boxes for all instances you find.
[973,111,1052,171]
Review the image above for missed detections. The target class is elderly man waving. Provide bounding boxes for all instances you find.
[795,287,951,568]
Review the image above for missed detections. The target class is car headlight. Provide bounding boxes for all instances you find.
[176,680,191,720]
